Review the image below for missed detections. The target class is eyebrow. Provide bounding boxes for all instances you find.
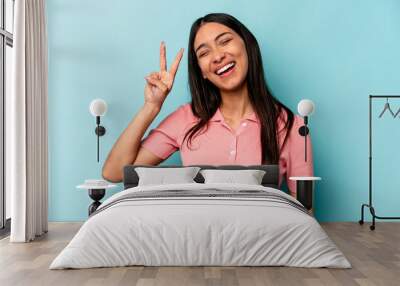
[195,32,233,54]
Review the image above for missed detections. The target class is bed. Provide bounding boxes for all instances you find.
[49,164,351,269]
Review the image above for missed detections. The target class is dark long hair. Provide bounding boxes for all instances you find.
[183,13,294,164]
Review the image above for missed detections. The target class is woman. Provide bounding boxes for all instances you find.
[102,13,313,197]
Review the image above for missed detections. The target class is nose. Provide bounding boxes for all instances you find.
[212,48,225,63]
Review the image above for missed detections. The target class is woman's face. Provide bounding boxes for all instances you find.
[194,22,248,92]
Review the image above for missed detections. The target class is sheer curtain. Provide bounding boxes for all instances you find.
[8,0,48,242]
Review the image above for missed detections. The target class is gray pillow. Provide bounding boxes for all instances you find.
[200,169,266,185]
[135,167,201,186]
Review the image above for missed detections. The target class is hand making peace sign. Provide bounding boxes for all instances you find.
[144,42,184,109]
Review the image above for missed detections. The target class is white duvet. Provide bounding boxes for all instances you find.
[50,183,351,269]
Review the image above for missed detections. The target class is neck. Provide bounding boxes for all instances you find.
[219,82,253,119]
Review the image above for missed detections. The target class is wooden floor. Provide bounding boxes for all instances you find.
[0,222,399,286]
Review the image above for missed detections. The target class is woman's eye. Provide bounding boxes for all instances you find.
[199,51,208,58]
[221,38,232,45]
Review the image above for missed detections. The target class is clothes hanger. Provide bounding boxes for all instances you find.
[378,98,395,118]
[394,106,400,118]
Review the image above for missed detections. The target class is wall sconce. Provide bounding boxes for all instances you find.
[297,99,315,162]
[89,99,107,162]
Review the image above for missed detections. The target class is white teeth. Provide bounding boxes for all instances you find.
[216,62,235,75]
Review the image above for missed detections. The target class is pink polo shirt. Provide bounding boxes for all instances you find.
[141,103,314,196]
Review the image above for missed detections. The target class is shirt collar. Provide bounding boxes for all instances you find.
[209,107,260,123]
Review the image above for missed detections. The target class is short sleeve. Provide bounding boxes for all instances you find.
[279,114,314,197]
[141,104,191,159]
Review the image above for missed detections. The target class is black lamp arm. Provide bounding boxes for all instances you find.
[298,116,309,162]
[94,116,106,162]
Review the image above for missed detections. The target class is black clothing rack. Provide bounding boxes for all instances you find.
[359,95,400,230]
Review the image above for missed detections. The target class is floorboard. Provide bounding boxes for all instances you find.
[0,222,399,286]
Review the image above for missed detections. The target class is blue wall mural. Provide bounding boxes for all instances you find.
[47,0,400,221]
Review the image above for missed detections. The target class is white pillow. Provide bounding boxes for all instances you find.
[200,169,266,185]
[135,167,201,186]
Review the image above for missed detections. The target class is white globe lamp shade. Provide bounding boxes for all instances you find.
[297,99,315,117]
[89,99,107,117]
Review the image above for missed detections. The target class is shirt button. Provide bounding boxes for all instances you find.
[230,150,236,155]
[242,122,247,127]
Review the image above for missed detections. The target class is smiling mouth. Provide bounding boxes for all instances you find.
[215,62,236,77]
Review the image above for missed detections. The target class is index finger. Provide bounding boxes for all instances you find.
[160,41,167,72]
[169,48,184,78]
